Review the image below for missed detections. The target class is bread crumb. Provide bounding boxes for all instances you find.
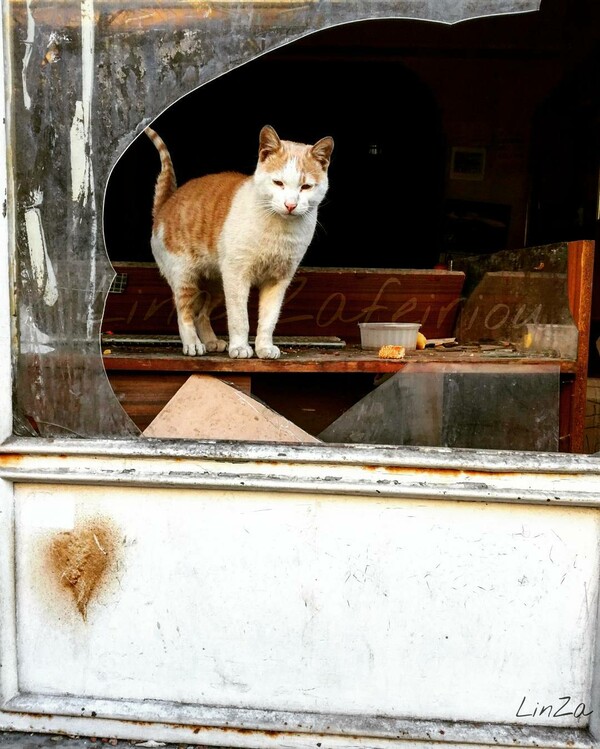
[378,344,406,359]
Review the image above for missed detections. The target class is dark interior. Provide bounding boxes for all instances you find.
[104,51,445,269]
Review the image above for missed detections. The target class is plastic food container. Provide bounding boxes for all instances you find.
[358,322,421,350]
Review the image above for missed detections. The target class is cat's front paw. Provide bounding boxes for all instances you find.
[229,344,254,359]
[183,341,206,356]
[256,344,281,359]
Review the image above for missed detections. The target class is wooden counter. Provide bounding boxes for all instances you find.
[102,240,594,452]
[103,341,576,375]
[103,341,577,449]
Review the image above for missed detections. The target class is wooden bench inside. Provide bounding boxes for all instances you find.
[103,265,466,343]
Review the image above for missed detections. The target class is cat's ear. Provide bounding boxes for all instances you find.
[259,125,282,162]
[311,136,334,169]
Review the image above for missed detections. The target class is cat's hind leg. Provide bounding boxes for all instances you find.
[195,282,227,353]
[151,230,205,356]
[173,282,206,356]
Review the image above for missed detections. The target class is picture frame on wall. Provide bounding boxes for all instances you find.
[450,146,486,180]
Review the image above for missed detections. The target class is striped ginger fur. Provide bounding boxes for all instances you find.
[145,127,177,219]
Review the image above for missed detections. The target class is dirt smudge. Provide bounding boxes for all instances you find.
[45,518,117,620]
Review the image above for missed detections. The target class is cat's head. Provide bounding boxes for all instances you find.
[254,125,334,218]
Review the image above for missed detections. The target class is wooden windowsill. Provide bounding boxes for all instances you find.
[102,342,577,375]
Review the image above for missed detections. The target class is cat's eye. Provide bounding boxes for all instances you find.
[301,184,313,191]
[273,179,284,187]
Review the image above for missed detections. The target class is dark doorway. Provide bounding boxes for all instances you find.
[527,50,600,249]
[527,46,600,374]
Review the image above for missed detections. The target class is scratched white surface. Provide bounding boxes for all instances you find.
[13,484,600,727]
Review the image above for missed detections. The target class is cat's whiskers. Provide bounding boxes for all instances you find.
[257,197,277,213]
[314,217,328,237]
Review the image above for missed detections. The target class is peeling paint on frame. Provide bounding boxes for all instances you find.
[24,192,59,307]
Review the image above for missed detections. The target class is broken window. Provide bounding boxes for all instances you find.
[9,0,593,456]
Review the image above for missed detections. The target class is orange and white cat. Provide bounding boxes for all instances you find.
[146,125,334,358]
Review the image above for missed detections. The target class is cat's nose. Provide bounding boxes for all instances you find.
[284,201,297,213]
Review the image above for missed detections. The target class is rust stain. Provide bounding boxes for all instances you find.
[0,453,24,467]
[45,518,117,620]
[364,464,539,481]
[177,724,287,737]
[22,713,53,720]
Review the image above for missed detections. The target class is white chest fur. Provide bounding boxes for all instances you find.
[219,180,317,284]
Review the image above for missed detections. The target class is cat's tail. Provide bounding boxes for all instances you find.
[145,126,177,219]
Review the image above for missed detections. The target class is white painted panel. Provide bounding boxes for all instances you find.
[14,484,599,727]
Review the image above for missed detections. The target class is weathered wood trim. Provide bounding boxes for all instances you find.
[567,240,595,452]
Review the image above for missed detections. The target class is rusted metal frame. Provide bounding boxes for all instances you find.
[2,692,595,749]
[1,440,600,507]
[0,468,597,507]
[2,435,600,473]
